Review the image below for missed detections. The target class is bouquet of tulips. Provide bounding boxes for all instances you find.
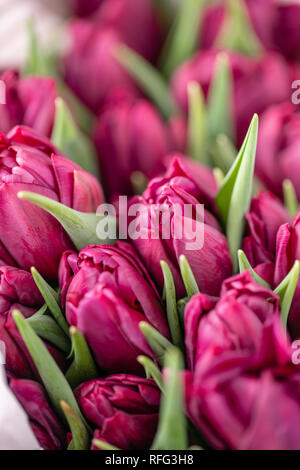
[2,0,300,451]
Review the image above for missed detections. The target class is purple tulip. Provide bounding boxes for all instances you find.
[185,271,281,370]
[59,242,169,374]
[0,70,56,137]
[126,157,232,298]
[200,0,300,60]
[75,375,160,449]
[243,191,292,267]
[184,272,300,449]
[171,49,295,146]
[9,378,65,450]
[255,103,300,199]
[93,95,169,198]
[66,0,103,17]
[0,125,104,280]
[0,266,66,378]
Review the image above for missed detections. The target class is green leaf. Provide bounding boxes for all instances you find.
[137,356,164,392]
[151,348,188,450]
[179,255,199,299]
[274,260,300,331]
[210,134,236,173]
[213,168,225,188]
[207,52,235,142]
[18,191,116,250]
[216,0,263,56]
[176,297,188,327]
[238,250,271,288]
[139,322,173,366]
[283,179,299,217]
[66,327,98,389]
[187,82,208,164]
[216,114,259,271]
[24,19,55,76]
[92,439,120,450]
[61,401,90,450]
[159,0,205,78]
[51,98,99,177]
[12,310,87,427]
[31,267,69,337]
[160,261,183,350]
[115,45,177,119]
[27,310,70,354]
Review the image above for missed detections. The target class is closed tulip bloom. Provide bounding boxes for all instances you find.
[76,375,160,449]
[185,271,281,370]
[63,22,138,113]
[0,266,65,378]
[59,242,169,374]
[0,70,56,137]
[66,0,103,17]
[0,125,104,280]
[9,378,65,450]
[172,49,294,146]
[255,103,300,199]
[94,0,163,63]
[127,159,232,298]
[243,191,292,266]
[93,96,169,198]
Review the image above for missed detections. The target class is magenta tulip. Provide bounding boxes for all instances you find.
[76,375,160,449]
[66,0,103,17]
[0,125,104,280]
[59,242,169,374]
[9,378,65,450]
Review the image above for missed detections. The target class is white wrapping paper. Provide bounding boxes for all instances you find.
[0,364,41,450]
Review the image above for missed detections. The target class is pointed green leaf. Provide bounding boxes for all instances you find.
[24,19,55,76]
[216,114,259,271]
[137,356,164,392]
[207,52,235,141]
[187,81,208,164]
[51,98,99,177]
[18,191,116,250]
[61,401,89,450]
[27,311,70,354]
[210,134,236,173]
[274,260,300,331]
[179,255,199,299]
[12,310,87,427]
[66,327,98,389]
[238,250,271,288]
[115,45,177,119]
[159,0,205,78]
[216,0,263,56]
[177,297,188,327]
[31,267,69,337]
[151,348,188,450]
[283,179,299,217]
[139,322,173,366]
[160,261,183,350]
[92,439,120,450]
[213,168,225,188]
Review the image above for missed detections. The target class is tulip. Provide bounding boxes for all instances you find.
[93,95,169,198]
[200,0,300,60]
[243,191,292,267]
[255,103,300,199]
[94,0,163,63]
[184,271,281,370]
[9,378,65,450]
[0,125,104,280]
[66,0,103,17]
[76,375,160,449]
[126,157,232,298]
[59,242,169,374]
[0,266,66,378]
[0,70,56,137]
[171,49,295,146]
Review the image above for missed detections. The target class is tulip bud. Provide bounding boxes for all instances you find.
[9,378,65,450]
[59,242,169,374]
[76,375,160,450]
[0,125,104,280]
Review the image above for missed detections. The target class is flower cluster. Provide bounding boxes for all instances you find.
[1,0,300,451]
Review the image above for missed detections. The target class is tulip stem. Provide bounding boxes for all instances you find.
[179,255,199,299]
[139,322,173,366]
[187,81,208,164]
[61,401,90,450]
[66,327,98,389]
[283,179,299,218]
[137,356,164,392]
[160,261,184,351]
